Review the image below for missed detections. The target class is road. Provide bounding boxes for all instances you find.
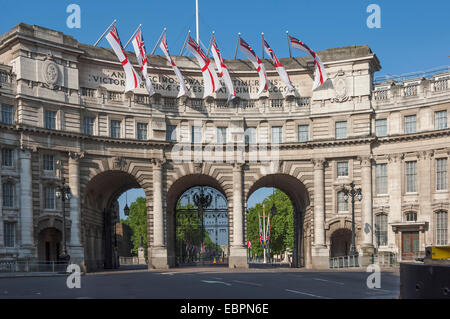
[0,267,399,299]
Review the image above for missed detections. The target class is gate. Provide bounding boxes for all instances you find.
[175,186,228,266]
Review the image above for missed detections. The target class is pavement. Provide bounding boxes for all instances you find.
[0,266,400,299]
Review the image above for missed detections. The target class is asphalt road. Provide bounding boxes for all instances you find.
[0,267,400,299]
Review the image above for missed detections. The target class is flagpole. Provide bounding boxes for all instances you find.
[151,28,166,55]
[261,32,265,59]
[124,24,142,50]
[179,30,191,56]
[286,30,292,58]
[196,0,199,43]
[206,31,214,57]
[93,19,117,47]
[234,32,241,59]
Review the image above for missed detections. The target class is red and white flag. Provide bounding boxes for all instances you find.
[159,33,188,98]
[247,240,251,249]
[186,36,222,98]
[131,28,155,96]
[289,35,328,90]
[264,39,294,93]
[105,25,141,92]
[210,37,235,102]
[239,37,270,96]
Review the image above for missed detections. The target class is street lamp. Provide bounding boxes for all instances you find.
[55,177,71,262]
[342,181,362,256]
[193,187,212,260]
[124,191,130,216]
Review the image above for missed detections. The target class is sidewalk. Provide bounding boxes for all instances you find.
[0,272,69,279]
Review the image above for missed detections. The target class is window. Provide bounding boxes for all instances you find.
[137,123,148,140]
[245,127,256,144]
[43,154,54,171]
[271,99,283,108]
[335,121,347,139]
[1,148,13,167]
[435,211,448,246]
[298,125,309,142]
[271,126,282,144]
[375,119,387,137]
[4,223,15,248]
[337,191,348,212]
[166,125,177,141]
[376,164,388,195]
[337,161,348,177]
[405,212,417,222]
[405,161,417,192]
[192,126,202,143]
[436,158,448,190]
[83,117,95,135]
[217,127,227,144]
[44,186,56,209]
[404,115,416,134]
[375,214,388,247]
[435,110,447,130]
[110,120,121,138]
[44,110,56,129]
[2,182,14,207]
[1,105,13,124]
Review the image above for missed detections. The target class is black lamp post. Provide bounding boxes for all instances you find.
[342,181,362,256]
[56,177,71,262]
[193,187,212,260]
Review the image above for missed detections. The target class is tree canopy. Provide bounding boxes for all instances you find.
[121,196,147,257]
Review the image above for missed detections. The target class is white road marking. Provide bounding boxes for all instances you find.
[201,280,232,286]
[313,278,345,285]
[232,280,263,287]
[213,277,223,280]
[285,289,333,299]
[159,272,175,276]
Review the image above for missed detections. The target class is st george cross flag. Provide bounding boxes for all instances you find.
[289,35,328,90]
[159,33,188,98]
[131,29,155,96]
[239,37,270,96]
[186,36,222,98]
[264,40,294,93]
[210,37,235,102]
[105,25,142,92]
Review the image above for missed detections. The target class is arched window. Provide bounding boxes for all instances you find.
[375,214,388,247]
[405,212,417,222]
[337,191,348,212]
[435,210,448,246]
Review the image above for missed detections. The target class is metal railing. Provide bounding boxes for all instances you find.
[329,255,359,268]
[0,260,69,273]
[374,65,450,84]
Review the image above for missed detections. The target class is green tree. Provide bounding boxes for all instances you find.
[122,196,147,257]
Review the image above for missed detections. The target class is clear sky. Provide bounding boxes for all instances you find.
[0,0,448,78]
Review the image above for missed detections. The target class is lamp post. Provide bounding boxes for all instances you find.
[342,181,362,256]
[193,187,212,261]
[55,177,71,262]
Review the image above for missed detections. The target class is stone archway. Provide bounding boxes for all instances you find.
[330,228,352,257]
[246,173,310,268]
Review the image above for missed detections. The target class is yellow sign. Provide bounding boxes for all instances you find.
[431,246,450,259]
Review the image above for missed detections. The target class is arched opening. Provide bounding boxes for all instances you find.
[330,228,352,257]
[83,170,146,272]
[37,228,62,262]
[246,174,310,268]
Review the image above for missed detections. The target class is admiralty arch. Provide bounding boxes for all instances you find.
[0,24,449,272]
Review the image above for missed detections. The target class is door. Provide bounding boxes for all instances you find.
[402,231,419,260]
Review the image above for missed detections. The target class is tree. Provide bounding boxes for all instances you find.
[122,196,147,257]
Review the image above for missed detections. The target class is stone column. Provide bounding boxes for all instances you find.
[229,162,248,268]
[388,153,403,259]
[360,156,374,266]
[19,149,34,258]
[149,158,169,269]
[68,152,85,266]
[311,159,328,269]
[418,151,433,248]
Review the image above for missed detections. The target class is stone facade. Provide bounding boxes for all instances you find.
[0,23,449,271]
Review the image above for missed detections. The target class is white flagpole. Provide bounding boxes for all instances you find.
[196,0,199,44]
[286,30,292,58]
[179,30,191,56]
[151,28,166,55]
[206,31,214,57]
[234,32,241,59]
[93,19,117,47]
[261,32,265,59]
[124,24,142,50]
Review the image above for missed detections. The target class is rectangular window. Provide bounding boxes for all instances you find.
[2,183,14,207]
[245,127,256,144]
[405,161,417,193]
[375,119,387,137]
[137,123,148,140]
[217,127,227,144]
[43,154,54,171]
[1,105,13,124]
[436,158,448,191]
[110,120,121,138]
[44,110,56,130]
[375,214,388,247]
[1,148,13,167]
[83,117,95,135]
[44,186,56,209]
[404,115,417,134]
[337,191,348,212]
[436,211,448,246]
[4,223,15,248]
[270,99,283,108]
[271,126,282,144]
[192,126,202,143]
[435,110,447,130]
[335,121,347,139]
[298,125,309,142]
[376,164,388,195]
[166,125,177,141]
[337,161,348,177]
